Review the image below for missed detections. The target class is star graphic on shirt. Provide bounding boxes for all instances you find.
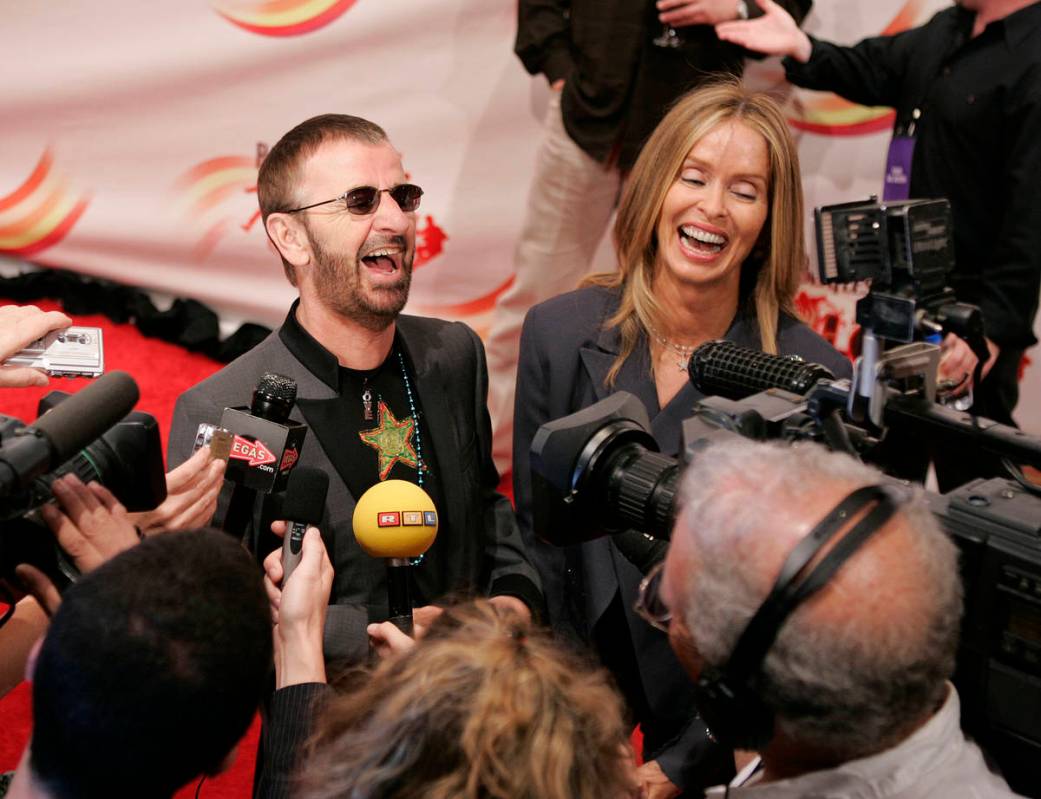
[359,400,419,480]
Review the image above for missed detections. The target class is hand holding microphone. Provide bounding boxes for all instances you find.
[264,526,334,689]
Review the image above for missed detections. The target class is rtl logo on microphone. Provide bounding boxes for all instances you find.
[377,510,438,528]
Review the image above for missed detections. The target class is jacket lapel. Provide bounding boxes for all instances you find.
[578,323,660,414]
[395,318,468,535]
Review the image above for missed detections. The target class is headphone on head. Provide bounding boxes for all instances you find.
[692,484,903,751]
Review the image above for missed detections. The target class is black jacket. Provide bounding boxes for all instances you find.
[516,0,812,169]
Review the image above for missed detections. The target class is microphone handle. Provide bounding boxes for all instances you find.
[221,483,258,545]
[386,559,414,636]
[282,521,306,583]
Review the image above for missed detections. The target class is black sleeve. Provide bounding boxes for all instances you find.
[511,305,567,627]
[516,0,573,83]
[783,27,920,110]
[981,83,1041,347]
[460,325,544,617]
[255,683,332,799]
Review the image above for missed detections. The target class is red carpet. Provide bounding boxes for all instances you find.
[0,298,258,798]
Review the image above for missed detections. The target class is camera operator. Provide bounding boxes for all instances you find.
[716,0,1041,435]
[648,438,1021,797]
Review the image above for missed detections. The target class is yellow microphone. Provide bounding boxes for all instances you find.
[352,480,438,634]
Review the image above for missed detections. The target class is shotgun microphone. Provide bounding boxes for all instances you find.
[688,340,835,401]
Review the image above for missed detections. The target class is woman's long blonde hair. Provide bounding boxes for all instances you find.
[588,80,805,385]
[296,601,634,799]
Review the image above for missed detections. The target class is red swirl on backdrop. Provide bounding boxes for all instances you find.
[214,0,356,36]
[174,155,259,260]
[0,150,89,257]
[787,0,930,136]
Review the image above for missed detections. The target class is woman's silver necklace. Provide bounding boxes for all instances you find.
[649,326,698,372]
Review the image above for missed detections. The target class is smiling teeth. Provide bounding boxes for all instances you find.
[364,248,398,258]
[680,226,726,245]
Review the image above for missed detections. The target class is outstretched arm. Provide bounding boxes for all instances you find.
[715,0,811,61]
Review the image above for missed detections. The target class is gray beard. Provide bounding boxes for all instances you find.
[308,230,413,331]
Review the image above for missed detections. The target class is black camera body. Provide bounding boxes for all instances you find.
[530,385,1041,795]
[0,390,167,601]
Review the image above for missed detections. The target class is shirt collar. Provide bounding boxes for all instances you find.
[708,685,961,799]
[277,299,341,391]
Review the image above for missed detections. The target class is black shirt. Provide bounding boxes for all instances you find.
[516,0,812,170]
[278,307,447,606]
[784,3,1041,349]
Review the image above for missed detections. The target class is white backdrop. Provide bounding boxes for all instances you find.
[1,0,1038,431]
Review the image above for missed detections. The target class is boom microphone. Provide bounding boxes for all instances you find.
[688,340,835,401]
[281,466,330,583]
[0,371,140,496]
[352,480,438,635]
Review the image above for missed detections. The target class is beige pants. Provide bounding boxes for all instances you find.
[485,93,621,474]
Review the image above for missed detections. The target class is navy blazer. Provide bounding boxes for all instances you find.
[512,285,852,789]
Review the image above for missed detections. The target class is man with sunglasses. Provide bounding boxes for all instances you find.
[168,114,542,666]
[641,438,1019,797]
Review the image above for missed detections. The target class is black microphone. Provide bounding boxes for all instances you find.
[220,373,307,546]
[688,340,835,400]
[281,466,329,584]
[0,371,139,496]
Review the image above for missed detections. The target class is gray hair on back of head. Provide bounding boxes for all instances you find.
[675,439,962,758]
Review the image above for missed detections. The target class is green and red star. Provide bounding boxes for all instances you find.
[359,400,419,480]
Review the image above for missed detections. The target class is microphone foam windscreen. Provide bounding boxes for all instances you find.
[31,370,139,464]
[282,466,329,525]
[352,479,438,559]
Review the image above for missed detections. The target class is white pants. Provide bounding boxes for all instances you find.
[485,93,622,473]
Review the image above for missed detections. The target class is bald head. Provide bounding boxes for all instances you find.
[664,439,962,758]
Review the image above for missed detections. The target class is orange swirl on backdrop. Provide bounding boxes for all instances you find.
[0,149,89,257]
[175,156,257,217]
[787,0,930,136]
[174,155,259,260]
[214,0,357,36]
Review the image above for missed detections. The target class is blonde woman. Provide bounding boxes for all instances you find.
[511,81,851,798]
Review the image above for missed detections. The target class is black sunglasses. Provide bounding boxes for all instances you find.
[283,183,423,216]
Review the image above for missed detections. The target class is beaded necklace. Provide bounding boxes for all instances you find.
[397,350,426,487]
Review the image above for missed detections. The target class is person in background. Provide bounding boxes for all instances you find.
[716,0,1041,488]
[484,0,814,473]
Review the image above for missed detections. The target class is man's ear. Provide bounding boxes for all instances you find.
[265,213,312,269]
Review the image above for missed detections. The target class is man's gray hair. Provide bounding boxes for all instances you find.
[676,439,962,758]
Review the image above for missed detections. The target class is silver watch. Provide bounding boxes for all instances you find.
[736,0,750,19]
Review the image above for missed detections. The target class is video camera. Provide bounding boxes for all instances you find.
[0,372,167,609]
[528,197,1041,795]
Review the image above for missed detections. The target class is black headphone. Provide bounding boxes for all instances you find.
[692,484,902,751]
